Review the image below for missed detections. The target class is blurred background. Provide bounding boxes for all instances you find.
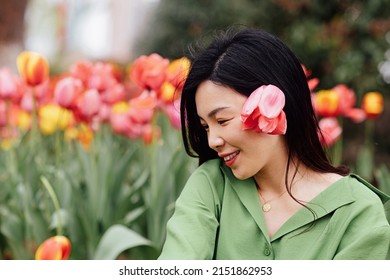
[1,0,389,166]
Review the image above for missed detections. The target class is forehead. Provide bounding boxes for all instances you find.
[195,81,247,117]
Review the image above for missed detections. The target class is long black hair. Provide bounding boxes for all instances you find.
[180,27,349,177]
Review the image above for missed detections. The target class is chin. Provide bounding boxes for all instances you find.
[231,169,251,180]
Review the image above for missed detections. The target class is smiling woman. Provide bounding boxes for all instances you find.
[158,27,390,260]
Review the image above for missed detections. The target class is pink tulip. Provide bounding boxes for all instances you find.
[78,89,101,119]
[20,92,34,113]
[0,68,21,100]
[110,112,132,134]
[101,83,128,104]
[241,85,287,135]
[258,85,285,118]
[163,99,181,129]
[332,84,356,115]
[87,62,117,92]
[318,117,342,147]
[54,77,84,109]
[128,90,157,124]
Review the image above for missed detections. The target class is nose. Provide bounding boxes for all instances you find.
[208,129,224,150]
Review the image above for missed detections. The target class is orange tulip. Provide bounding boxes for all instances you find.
[166,57,190,89]
[314,89,339,117]
[129,53,169,90]
[35,236,71,260]
[16,51,49,87]
[362,91,384,119]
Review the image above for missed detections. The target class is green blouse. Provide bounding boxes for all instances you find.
[159,159,390,260]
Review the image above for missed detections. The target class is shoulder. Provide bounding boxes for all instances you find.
[177,159,225,208]
[347,174,390,205]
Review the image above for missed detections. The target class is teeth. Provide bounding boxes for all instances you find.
[224,151,239,162]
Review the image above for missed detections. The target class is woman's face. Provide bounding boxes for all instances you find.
[195,80,288,180]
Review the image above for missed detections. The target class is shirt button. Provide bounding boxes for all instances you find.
[264,244,271,256]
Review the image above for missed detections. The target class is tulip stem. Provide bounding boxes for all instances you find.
[40,176,63,236]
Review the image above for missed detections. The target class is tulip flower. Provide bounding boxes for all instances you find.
[166,57,190,89]
[35,235,71,260]
[54,77,84,109]
[241,85,287,134]
[101,83,127,104]
[163,99,181,129]
[77,89,101,119]
[16,51,49,87]
[318,117,342,147]
[130,53,169,90]
[362,91,384,119]
[38,104,74,135]
[0,68,22,100]
[314,89,339,117]
[332,84,356,115]
[128,90,157,124]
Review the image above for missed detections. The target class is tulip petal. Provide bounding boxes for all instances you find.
[241,86,264,119]
[258,85,285,118]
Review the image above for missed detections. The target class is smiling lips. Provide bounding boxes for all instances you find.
[221,151,240,166]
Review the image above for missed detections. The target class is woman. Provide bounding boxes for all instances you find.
[159,28,390,259]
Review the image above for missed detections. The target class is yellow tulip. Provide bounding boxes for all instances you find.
[38,104,73,135]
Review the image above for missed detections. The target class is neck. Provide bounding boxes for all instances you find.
[254,157,307,196]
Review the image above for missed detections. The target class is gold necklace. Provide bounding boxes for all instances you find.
[258,189,287,212]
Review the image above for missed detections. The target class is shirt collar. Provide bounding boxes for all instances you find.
[220,165,361,241]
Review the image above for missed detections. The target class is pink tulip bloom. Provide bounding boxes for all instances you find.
[101,83,128,104]
[318,117,342,147]
[241,85,287,135]
[332,84,356,115]
[0,68,20,100]
[87,62,117,92]
[78,89,101,119]
[20,92,34,113]
[164,99,181,129]
[54,77,84,109]
[128,90,157,124]
[110,112,132,134]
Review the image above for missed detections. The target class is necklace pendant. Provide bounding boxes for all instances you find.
[262,203,271,212]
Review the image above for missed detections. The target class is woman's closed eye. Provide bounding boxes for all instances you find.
[217,118,233,125]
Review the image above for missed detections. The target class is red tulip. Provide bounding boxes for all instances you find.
[35,236,71,260]
[16,51,49,87]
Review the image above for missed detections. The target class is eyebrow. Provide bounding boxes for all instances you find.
[207,106,230,118]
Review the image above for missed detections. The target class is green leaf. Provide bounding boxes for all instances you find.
[93,224,152,260]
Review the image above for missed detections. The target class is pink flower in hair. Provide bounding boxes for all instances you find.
[241,85,287,135]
